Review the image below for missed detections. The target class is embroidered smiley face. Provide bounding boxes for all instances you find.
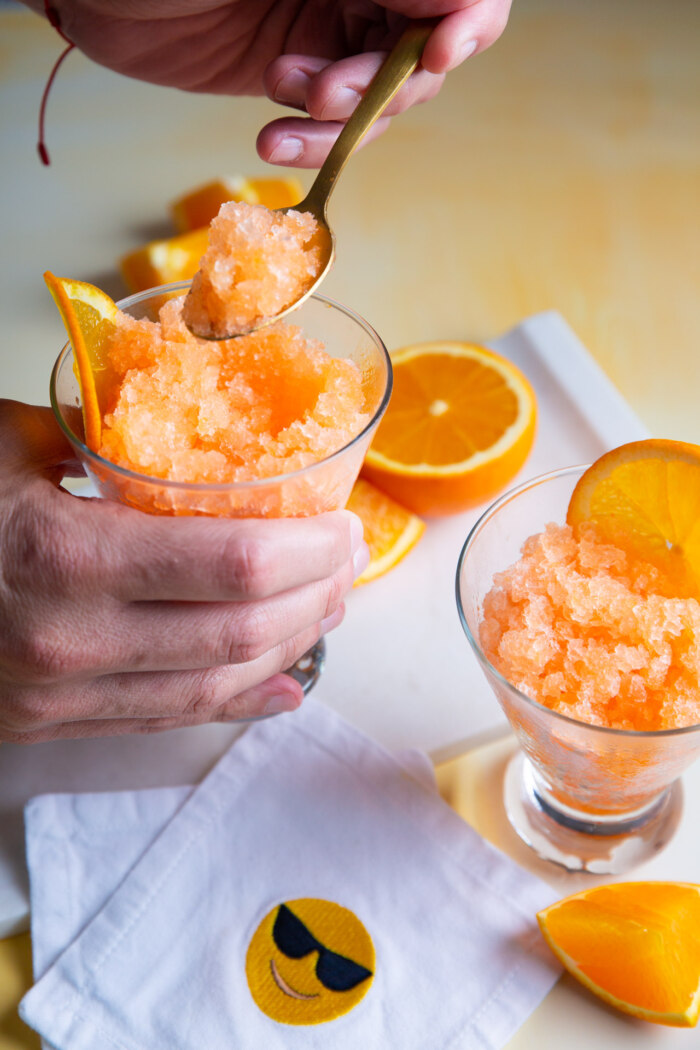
[245,898,375,1025]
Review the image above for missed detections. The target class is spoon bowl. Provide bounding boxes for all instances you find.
[187,21,432,340]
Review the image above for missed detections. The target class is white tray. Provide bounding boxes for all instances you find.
[0,311,649,937]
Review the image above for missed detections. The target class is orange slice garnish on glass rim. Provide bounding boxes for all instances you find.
[361,341,537,517]
[567,438,700,592]
[346,478,425,585]
[537,881,700,1027]
[44,271,117,452]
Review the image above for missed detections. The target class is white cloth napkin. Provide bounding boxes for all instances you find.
[20,699,560,1050]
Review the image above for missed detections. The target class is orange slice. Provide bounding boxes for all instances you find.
[537,882,700,1027]
[567,438,700,592]
[361,341,537,517]
[170,176,304,233]
[44,272,118,451]
[346,478,425,585]
[119,227,209,294]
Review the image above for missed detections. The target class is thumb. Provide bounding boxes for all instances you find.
[0,400,82,480]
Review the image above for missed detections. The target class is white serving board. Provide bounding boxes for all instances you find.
[0,311,649,937]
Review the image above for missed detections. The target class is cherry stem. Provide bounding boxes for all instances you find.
[37,2,75,166]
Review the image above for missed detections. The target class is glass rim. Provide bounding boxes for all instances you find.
[455,463,700,740]
[49,282,393,493]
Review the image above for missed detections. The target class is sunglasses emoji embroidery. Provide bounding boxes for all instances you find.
[246,899,375,1024]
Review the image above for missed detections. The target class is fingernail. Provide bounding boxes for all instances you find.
[274,68,311,104]
[264,693,299,716]
[320,605,345,634]
[321,86,361,120]
[352,541,370,580]
[268,137,304,163]
[347,511,364,553]
[458,38,478,62]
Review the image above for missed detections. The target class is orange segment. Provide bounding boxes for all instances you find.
[346,478,425,585]
[567,438,700,593]
[537,882,700,1027]
[44,271,118,451]
[362,341,537,516]
[170,176,304,233]
[119,228,209,294]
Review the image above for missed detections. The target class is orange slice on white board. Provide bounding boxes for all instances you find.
[346,478,425,585]
[362,341,537,516]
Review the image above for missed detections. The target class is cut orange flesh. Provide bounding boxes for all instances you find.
[362,341,537,516]
[44,272,118,451]
[170,176,304,233]
[346,478,425,584]
[538,882,700,1027]
[119,228,209,294]
[567,438,700,594]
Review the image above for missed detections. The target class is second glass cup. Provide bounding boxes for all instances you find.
[456,466,700,874]
[51,281,393,695]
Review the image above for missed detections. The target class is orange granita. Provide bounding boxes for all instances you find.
[182,201,330,338]
[480,522,700,731]
[98,294,369,485]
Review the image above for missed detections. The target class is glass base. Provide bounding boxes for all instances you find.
[285,637,326,695]
[503,751,683,874]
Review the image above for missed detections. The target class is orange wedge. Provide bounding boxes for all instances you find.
[170,176,304,233]
[44,272,118,451]
[346,478,425,585]
[119,227,209,294]
[537,882,700,1027]
[362,341,537,517]
[567,438,700,592]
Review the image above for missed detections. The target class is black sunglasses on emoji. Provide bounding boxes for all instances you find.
[272,904,373,993]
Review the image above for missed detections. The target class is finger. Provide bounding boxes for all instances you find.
[0,400,82,478]
[51,552,356,679]
[264,53,443,122]
[422,0,513,73]
[2,619,330,733]
[257,114,391,168]
[89,504,364,602]
[119,557,355,673]
[1,672,304,744]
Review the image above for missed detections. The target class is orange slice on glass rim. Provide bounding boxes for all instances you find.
[346,478,425,585]
[361,341,537,517]
[537,881,700,1027]
[567,438,700,592]
[44,271,117,452]
[170,175,304,233]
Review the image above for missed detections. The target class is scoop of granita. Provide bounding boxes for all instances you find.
[182,202,331,339]
[97,301,370,486]
[480,522,700,730]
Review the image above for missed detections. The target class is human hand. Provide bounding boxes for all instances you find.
[0,400,367,743]
[27,0,512,167]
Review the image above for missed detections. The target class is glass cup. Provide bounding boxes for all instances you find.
[51,281,392,697]
[456,465,700,874]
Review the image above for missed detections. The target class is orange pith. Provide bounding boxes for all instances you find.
[346,478,425,585]
[170,176,304,233]
[119,228,209,294]
[567,438,700,594]
[362,342,536,516]
[537,882,700,1027]
[44,271,118,451]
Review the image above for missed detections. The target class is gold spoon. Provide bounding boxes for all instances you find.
[187,20,433,340]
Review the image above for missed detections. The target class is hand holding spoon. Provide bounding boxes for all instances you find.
[185,21,433,340]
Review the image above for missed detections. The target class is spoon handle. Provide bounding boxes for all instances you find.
[300,21,433,218]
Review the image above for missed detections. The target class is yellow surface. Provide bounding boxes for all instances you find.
[0,935,40,1050]
[1,0,699,444]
